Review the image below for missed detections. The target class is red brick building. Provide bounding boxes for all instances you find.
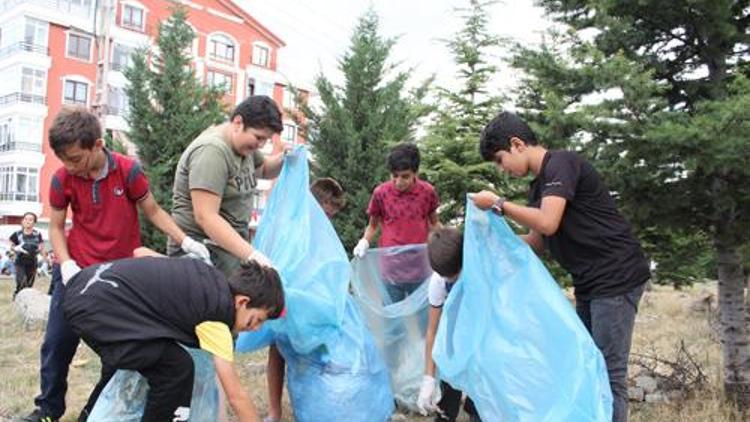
[0,0,305,231]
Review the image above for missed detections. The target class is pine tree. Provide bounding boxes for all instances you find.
[513,0,750,407]
[124,5,226,250]
[420,0,514,223]
[304,9,429,251]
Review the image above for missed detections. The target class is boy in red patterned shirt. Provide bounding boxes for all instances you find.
[353,143,441,301]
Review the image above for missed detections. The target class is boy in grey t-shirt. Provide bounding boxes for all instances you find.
[169,95,286,276]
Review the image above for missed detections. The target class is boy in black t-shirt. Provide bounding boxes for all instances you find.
[63,256,285,422]
[472,112,649,422]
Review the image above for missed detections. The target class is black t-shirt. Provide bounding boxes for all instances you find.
[528,150,649,299]
[63,257,235,351]
[10,229,43,265]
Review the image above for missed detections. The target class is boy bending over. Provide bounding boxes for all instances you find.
[63,257,284,422]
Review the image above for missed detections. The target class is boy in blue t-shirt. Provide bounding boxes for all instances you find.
[417,228,481,422]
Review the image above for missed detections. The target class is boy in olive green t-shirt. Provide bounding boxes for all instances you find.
[169,95,287,276]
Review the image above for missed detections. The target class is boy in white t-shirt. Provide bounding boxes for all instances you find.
[417,228,481,422]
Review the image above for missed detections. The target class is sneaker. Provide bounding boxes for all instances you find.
[16,409,58,422]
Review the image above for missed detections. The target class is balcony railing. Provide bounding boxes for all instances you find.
[0,42,50,60]
[0,141,43,153]
[0,191,38,202]
[0,92,47,107]
[0,0,92,16]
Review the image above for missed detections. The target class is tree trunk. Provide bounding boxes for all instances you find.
[716,240,750,409]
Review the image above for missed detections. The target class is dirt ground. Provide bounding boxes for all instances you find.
[0,275,745,421]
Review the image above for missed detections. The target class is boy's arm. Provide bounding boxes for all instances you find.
[214,356,260,422]
[266,345,285,420]
[258,151,287,179]
[191,189,257,261]
[472,190,567,236]
[520,230,544,254]
[137,194,187,244]
[424,306,442,377]
[49,208,72,263]
[428,211,442,231]
[362,215,380,244]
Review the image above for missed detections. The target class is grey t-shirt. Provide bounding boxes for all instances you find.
[170,125,265,251]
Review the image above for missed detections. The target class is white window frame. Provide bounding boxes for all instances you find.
[65,31,93,61]
[252,42,271,67]
[207,32,237,64]
[0,165,39,202]
[207,70,233,92]
[21,67,46,98]
[111,42,133,71]
[282,122,297,144]
[121,2,146,32]
[24,18,48,49]
[283,87,297,109]
[62,76,91,106]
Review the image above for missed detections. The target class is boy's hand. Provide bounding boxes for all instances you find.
[417,375,439,415]
[352,238,369,258]
[61,260,82,285]
[181,236,212,265]
[13,245,28,255]
[247,249,274,269]
[470,190,500,210]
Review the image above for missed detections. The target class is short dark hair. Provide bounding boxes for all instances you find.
[227,260,285,319]
[48,107,102,157]
[310,178,346,211]
[479,111,538,161]
[387,143,420,172]
[231,95,283,133]
[428,228,463,277]
[22,212,37,223]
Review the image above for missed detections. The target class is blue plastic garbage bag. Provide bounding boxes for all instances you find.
[235,146,394,419]
[350,244,431,410]
[275,296,394,422]
[88,347,219,421]
[236,146,349,355]
[432,200,613,421]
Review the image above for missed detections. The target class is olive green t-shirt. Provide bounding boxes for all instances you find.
[169,125,264,262]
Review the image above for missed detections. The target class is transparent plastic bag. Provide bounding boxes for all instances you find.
[350,244,431,411]
[88,347,219,421]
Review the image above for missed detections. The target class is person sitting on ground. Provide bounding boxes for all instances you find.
[417,228,481,422]
[62,255,285,422]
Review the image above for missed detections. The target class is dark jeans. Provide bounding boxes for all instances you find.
[435,380,480,422]
[384,281,421,304]
[14,261,37,297]
[576,282,646,422]
[34,264,86,419]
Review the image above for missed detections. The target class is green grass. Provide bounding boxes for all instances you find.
[0,275,744,421]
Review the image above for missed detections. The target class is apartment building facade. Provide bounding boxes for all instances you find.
[0,0,305,228]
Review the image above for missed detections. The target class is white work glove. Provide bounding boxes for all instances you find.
[13,244,28,255]
[181,236,212,265]
[416,375,439,416]
[247,249,274,269]
[352,238,369,258]
[61,260,82,286]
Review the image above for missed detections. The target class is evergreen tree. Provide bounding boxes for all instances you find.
[512,0,750,406]
[304,9,429,251]
[420,0,514,223]
[124,5,226,250]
